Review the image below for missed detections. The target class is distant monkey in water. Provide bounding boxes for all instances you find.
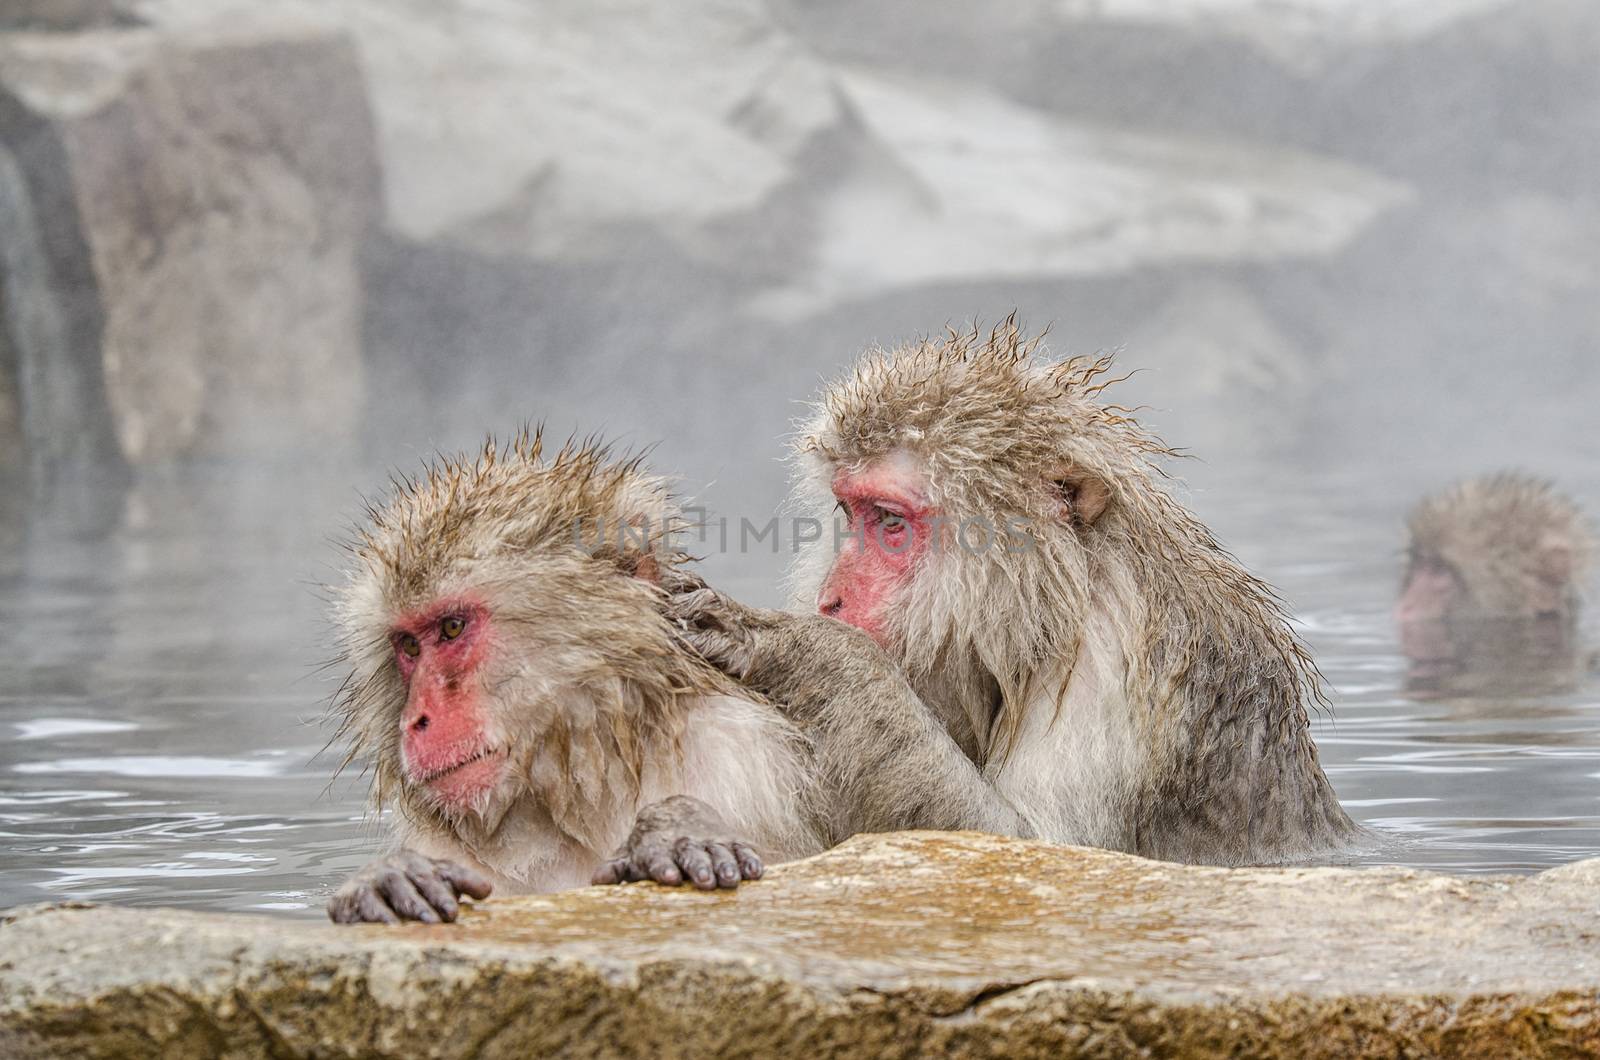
[326,433,1014,923]
[1397,472,1594,695]
[673,317,1361,865]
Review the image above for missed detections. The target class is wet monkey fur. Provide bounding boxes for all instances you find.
[676,318,1361,866]
[325,433,1010,923]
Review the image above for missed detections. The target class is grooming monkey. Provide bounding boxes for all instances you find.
[326,433,1010,923]
[1397,472,1594,694]
[674,318,1361,866]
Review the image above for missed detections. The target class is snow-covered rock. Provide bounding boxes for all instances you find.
[134,0,841,258]
[0,21,378,465]
[754,69,1407,317]
[1054,0,1517,73]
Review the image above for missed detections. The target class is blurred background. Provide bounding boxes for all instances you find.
[2,0,1598,916]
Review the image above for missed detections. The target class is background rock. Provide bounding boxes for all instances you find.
[137,0,842,262]
[0,313,22,471]
[0,1,141,31]
[0,20,378,472]
[750,66,1406,318]
[4,832,1600,1058]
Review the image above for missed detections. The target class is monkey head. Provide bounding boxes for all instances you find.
[1399,472,1591,630]
[331,433,706,846]
[1397,472,1593,689]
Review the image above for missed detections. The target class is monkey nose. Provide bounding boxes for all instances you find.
[408,713,430,733]
[818,592,843,618]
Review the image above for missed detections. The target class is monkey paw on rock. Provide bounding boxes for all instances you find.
[327,849,493,924]
[592,795,764,890]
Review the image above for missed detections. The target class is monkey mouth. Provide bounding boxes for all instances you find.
[416,745,510,805]
[417,745,499,781]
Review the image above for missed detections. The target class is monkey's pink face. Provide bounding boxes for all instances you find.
[817,456,934,646]
[1394,558,1464,661]
[1396,556,1466,624]
[389,598,512,814]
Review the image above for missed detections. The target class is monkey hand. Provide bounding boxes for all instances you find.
[591,795,765,890]
[656,565,711,596]
[327,849,494,924]
[666,585,774,683]
[668,586,886,718]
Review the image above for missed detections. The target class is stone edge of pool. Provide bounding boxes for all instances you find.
[2,831,1597,1058]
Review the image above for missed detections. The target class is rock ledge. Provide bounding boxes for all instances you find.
[2,832,1598,1058]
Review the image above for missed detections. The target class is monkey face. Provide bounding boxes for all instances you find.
[386,598,513,816]
[368,545,677,828]
[335,435,692,828]
[1396,553,1489,668]
[1395,555,1464,627]
[809,443,1109,672]
[816,453,933,645]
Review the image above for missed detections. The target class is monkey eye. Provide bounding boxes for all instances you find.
[397,633,421,658]
[439,615,466,640]
[877,508,908,533]
[833,499,851,522]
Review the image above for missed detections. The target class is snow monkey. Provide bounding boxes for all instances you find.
[1397,472,1594,693]
[326,432,1008,923]
[673,318,1361,865]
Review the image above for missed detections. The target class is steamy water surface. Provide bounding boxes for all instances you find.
[2,462,1598,919]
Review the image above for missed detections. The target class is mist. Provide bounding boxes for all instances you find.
[5,1,1597,577]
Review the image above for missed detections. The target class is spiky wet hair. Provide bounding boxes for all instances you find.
[329,430,726,840]
[350,430,683,610]
[799,314,1171,523]
[1407,471,1594,618]
[793,317,1324,773]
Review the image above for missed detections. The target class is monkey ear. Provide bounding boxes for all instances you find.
[1528,535,1576,613]
[1534,534,1576,584]
[629,552,662,584]
[1048,467,1111,526]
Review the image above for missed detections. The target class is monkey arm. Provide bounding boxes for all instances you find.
[592,795,766,889]
[668,588,1036,842]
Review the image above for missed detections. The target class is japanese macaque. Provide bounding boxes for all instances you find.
[326,433,1007,923]
[1397,472,1594,696]
[675,318,1360,866]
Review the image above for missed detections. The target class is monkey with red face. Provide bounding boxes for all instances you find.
[674,318,1361,866]
[325,432,1013,923]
